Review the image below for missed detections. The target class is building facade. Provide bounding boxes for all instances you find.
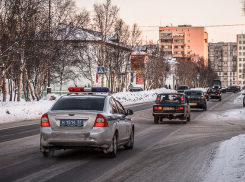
[208,42,237,87]
[237,34,245,86]
[159,25,209,66]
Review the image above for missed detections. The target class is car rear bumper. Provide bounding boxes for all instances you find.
[40,127,112,150]
[152,112,184,118]
[189,102,206,108]
[209,96,221,99]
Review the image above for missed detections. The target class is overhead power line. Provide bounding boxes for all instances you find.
[136,24,245,28]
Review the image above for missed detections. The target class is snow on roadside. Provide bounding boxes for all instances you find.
[0,88,174,123]
[112,87,175,105]
[0,94,60,123]
[204,134,245,182]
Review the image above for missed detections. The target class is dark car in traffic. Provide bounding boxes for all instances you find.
[226,85,240,93]
[152,93,191,124]
[184,90,207,111]
[176,85,189,93]
[130,86,143,92]
[220,87,227,93]
[206,88,221,101]
[243,93,245,107]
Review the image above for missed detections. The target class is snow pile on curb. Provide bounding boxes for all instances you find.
[112,88,176,105]
[0,94,60,123]
[205,134,245,182]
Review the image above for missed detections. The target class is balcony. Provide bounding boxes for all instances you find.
[173,36,184,40]
[161,36,172,40]
[161,48,172,51]
[173,48,184,52]
[173,54,183,57]
[160,42,172,46]
[173,42,184,46]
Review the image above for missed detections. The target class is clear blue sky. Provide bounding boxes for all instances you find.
[75,0,245,43]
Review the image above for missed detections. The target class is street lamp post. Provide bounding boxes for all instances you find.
[197,73,200,87]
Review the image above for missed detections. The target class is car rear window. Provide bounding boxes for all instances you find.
[185,91,202,96]
[158,94,185,103]
[177,86,188,90]
[51,97,105,111]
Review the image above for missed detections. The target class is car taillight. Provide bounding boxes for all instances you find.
[201,97,205,100]
[206,93,209,96]
[154,106,162,110]
[217,94,220,96]
[176,107,184,110]
[41,113,50,127]
[181,97,184,101]
[157,98,160,101]
[94,114,108,127]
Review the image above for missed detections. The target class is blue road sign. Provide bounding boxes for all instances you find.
[97,66,105,75]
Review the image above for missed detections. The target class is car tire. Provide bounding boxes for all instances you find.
[42,147,55,157]
[219,97,222,101]
[154,116,159,124]
[108,134,118,158]
[124,129,134,150]
[183,121,187,124]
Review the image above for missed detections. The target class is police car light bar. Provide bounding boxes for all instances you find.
[68,87,109,93]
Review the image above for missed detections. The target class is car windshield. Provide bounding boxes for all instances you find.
[185,91,202,96]
[51,97,105,111]
[158,94,185,103]
[177,86,188,90]
[213,82,220,86]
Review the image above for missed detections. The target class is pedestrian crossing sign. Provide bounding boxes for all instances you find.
[97,66,105,75]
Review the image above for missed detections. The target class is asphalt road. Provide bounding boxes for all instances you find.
[0,92,243,182]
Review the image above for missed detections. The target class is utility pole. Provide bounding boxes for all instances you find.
[47,0,51,94]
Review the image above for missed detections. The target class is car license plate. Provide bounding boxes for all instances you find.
[60,120,83,126]
[163,107,174,110]
[211,94,216,96]
[189,103,197,106]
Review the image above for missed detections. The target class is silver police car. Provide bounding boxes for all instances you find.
[40,87,134,158]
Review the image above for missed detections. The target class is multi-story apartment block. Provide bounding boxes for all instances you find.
[159,25,209,66]
[237,34,245,86]
[208,42,237,87]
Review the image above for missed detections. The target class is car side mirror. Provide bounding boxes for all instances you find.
[127,109,134,115]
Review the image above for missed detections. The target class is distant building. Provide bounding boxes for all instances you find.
[237,34,245,86]
[159,25,209,66]
[208,42,237,87]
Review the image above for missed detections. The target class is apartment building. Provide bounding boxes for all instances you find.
[208,42,237,87]
[159,25,209,66]
[237,34,245,85]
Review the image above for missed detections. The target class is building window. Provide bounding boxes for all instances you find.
[234,72,236,75]
[224,78,227,80]
[230,72,233,75]
[239,52,242,56]
[240,58,242,61]
[239,41,242,44]
[233,78,235,80]
[239,63,242,67]
[239,69,242,73]
[188,46,190,49]
[243,58,245,61]
[239,46,242,50]
[243,52,245,56]
[243,41,245,44]
[224,62,227,64]
[239,75,242,78]
[239,81,242,84]
[188,40,190,43]
[243,46,245,50]
[244,63,245,67]
[187,34,190,37]
[244,81,245,84]
[224,72,227,75]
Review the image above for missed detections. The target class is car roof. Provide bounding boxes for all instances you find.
[61,94,108,99]
[185,90,202,92]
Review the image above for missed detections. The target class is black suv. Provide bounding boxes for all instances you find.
[176,85,189,93]
[184,90,207,111]
[206,88,221,101]
[226,86,241,93]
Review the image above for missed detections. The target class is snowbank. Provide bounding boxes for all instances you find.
[205,134,245,182]
[112,87,176,105]
[0,94,60,123]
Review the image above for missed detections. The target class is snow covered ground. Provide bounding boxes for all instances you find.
[0,87,175,123]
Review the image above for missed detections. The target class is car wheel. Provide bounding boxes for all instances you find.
[154,116,159,124]
[219,97,222,101]
[124,129,134,150]
[107,134,118,158]
[42,147,55,157]
[183,121,187,124]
